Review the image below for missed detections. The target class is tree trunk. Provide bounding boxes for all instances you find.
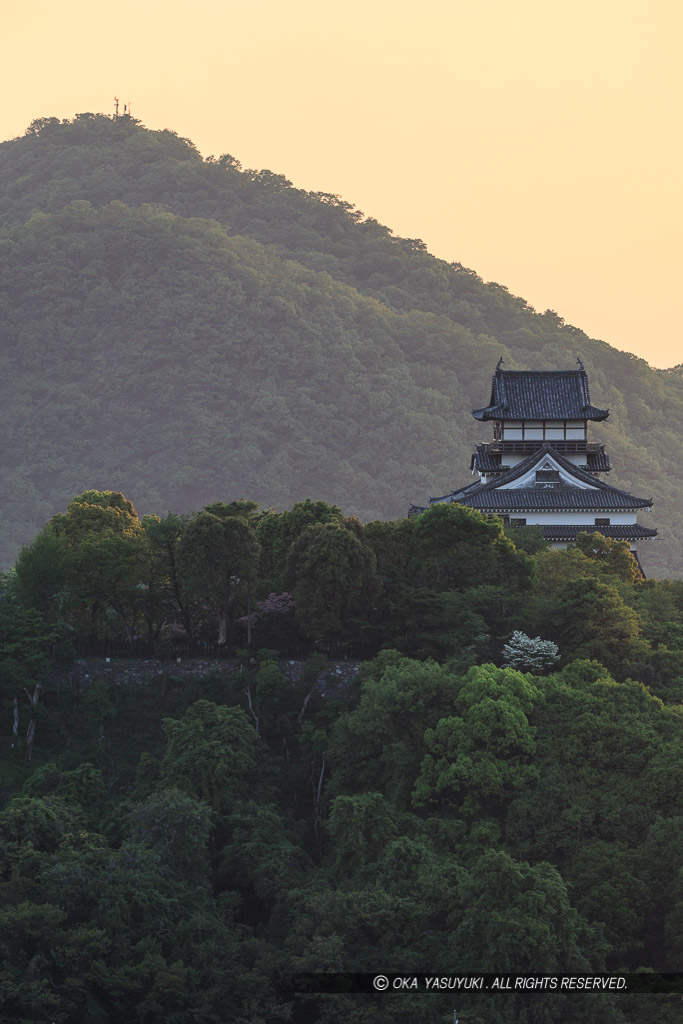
[246,581,253,657]
[25,719,36,762]
[12,697,18,749]
[244,682,259,735]
[168,545,193,641]
[89,600,100,642]
[24,684,41,762]
[313,750,326,855]
[110,600,135,646]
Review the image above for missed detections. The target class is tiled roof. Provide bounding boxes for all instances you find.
[429,480,481,503]
[437,444,652,511]
[472,368,609,422]
[470,444,611,475]
[471,445,502,473]
[472,444,631,495]
[539,524,657,540]
[586,450,611,472]
[458,489,652,510]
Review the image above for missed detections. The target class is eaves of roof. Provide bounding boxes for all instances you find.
[458,489,652,510]
[472,443,648,499]
[472,368,609,422]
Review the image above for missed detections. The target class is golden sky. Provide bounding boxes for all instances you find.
[4,0,681,367]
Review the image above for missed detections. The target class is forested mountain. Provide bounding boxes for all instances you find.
[0,113,680,574]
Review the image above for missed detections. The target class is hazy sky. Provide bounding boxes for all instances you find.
[4,0,681,367]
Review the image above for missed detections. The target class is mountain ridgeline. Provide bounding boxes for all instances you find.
[0,113,680,574]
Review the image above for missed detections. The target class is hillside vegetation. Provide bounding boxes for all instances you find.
[0,113,680,574]
[2,491,683,1022]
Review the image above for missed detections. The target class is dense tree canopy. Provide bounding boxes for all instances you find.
[2,490,683,1022]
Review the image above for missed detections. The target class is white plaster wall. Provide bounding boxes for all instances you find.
[502,420,587,442]
[499,454,597,470]
[508,511,637,525]
[563,453,592,468]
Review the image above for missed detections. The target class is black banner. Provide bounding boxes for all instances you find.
[292,973,683,995]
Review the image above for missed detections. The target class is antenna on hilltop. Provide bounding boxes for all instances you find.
[114,96,119,119]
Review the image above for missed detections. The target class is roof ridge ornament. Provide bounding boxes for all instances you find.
[471,361,609,422]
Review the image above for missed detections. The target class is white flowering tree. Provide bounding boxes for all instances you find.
[502,631,560,673]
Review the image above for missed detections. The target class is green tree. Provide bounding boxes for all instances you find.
[411,503,533,593]
[257,499,345,592]
[565,840,652,965]
[176,510,259,643]
[329,654,460,807]
[506,663,670,864]
[13,527,72,627]
[128,787,213,882]
[50,490,146,643]
[286,520,379,639]
[365,518,483,660]
[140,512,193,640]
[413,664,541,816]
[503,522,548,554]
[545,578,648,673]
[628,578,683,650]
[531,546,604,597]
[160,700,258,814]
[575,531,644,585]
[218,800,305,905]
[326,792,399,880]
[0,586,57,761]
[451,850,595,971]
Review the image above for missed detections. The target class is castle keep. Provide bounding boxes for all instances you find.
[412,361,656,565]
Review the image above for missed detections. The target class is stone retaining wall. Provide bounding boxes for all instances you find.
[49,657,362,693]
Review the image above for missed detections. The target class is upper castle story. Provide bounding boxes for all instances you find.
[471,361,611,482]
